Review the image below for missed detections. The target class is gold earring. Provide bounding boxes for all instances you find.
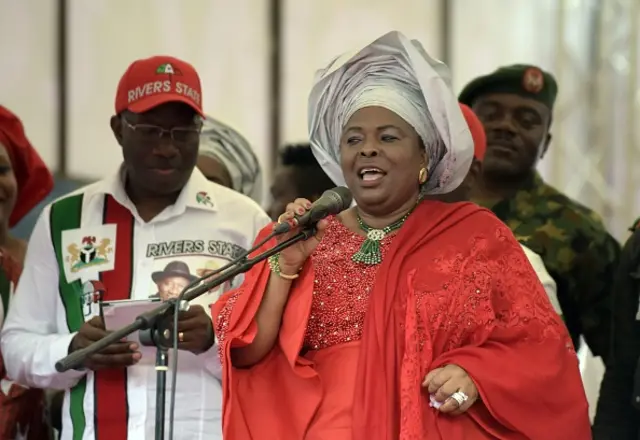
[418,167,428,184]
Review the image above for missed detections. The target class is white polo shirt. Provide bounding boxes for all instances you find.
[1,167,270,440]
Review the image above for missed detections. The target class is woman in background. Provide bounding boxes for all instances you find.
[268,143,335,221]
[0,105,54,439]
[197,116,263,204]
[213,32,590,439]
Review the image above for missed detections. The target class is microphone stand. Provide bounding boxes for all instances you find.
[55,227,317,440]
[138,323,173,440]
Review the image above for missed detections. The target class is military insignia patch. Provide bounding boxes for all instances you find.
[62,225,117,283]
[522,67,544,94]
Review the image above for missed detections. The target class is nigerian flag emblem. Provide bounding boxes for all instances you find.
[156,63,181,75]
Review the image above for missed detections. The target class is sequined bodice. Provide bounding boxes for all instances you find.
[303,217,396,351]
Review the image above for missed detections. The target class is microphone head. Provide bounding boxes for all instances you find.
[272,186,353,235]
[322,186,353,213]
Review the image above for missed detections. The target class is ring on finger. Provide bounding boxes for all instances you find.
[178,332,185,343]
[449,390,469,407]
[277,213,289,224]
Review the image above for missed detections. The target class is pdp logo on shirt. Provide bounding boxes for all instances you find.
[196,191,214,207]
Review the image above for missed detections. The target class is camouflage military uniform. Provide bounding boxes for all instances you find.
[473,171,620,357]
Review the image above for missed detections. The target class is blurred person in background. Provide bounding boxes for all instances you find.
[1,56,270,440]
[459,64,620,358]
[593,218,640,439]
[198,116,263,204]
[0,105,54,439]
[11,177,89,241]
[430,103,485,204]
[268,143,335,221]
[214,31,590,440]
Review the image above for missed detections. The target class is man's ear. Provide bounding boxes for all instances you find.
[540,133,551,159]
[110,115,124,147]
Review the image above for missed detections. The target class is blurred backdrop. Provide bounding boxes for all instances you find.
[3,0,639,242]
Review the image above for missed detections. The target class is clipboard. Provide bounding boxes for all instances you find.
[102,298,162,364]
[102,298,162,329]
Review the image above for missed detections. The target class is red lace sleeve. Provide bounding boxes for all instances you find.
[211,224,278,367]
[413,215,590,439]
[213,289,243,366]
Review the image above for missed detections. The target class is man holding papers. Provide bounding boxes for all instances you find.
[0,55,270,440]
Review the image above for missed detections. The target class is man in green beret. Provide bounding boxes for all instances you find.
[459,64,620,359]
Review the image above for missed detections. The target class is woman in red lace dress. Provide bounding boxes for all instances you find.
[0,105,54,439]
[213,32,591,440]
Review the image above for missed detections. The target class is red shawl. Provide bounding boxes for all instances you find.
[213,200,591,440]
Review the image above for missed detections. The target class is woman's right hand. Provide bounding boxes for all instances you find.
[275,198,328,274]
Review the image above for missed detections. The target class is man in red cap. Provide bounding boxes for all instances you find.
[1,56,270,440]
[112,55,204,200]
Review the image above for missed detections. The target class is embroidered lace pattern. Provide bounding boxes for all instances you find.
[395,224,572,439]
[215,288,241,361]
[303,218,395,350]
[214,217,397,358]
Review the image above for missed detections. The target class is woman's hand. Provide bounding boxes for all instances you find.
[423,364,479,415]
[274,198,328,274]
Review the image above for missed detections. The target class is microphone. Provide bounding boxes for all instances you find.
[273,186,352,235]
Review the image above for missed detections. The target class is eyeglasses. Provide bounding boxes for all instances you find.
[122,118,202,144]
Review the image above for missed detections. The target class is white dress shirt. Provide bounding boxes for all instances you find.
[520,244,562,315]
[1,167,270,440]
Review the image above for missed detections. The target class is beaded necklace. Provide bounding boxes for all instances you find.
[351,209,413,265]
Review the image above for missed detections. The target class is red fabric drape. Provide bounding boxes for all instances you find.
[213,200,591,439]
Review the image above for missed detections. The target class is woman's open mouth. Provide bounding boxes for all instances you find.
[358,167,387,186]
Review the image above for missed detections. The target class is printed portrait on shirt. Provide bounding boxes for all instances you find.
[149,260,197,301]
[145,238,247,307]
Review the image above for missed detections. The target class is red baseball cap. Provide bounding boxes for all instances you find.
[459,103,486,161]
[115,55,204,116]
